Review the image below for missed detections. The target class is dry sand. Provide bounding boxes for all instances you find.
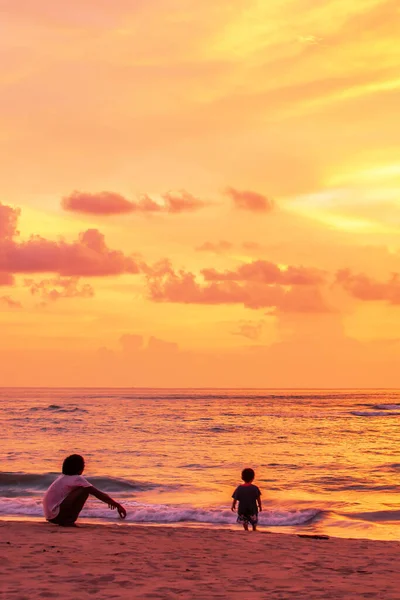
[1,520,399,599]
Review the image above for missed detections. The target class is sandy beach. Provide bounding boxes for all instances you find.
[1,521,399,599]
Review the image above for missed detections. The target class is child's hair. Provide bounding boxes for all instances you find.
[62,454,85,475]
[241,468,255,483]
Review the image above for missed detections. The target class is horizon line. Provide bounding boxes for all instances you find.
[0,386,398,391]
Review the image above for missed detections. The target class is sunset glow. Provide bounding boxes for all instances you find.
[1,0,399,386]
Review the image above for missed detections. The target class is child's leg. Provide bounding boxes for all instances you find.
[243,522,249,531]
[51,487,90,526]
[251,515,258,531]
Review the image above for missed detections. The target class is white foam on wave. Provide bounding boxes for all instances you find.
[0,497,321,527]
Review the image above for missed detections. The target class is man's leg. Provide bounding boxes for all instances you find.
[52,487,90,526]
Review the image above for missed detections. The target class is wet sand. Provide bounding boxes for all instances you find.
[1,520,399,599]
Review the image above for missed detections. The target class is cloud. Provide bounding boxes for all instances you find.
[226,187,274,212]
[298,35,323,45]
[3,327,400,388]
[120,334,144,352]
[195,240,233,253]
[119,334,178,354]
[62,190,209,216]
[0,295,21,308]
[161,191,209,214]
[140,258,175,278]
[195,240,264,254]
[148,336,179,353]
[147,267,329,312]
[201,260,325,285]
[242,241,262,251]
[336,269,400,304]
[0,203,20,239]
[232,321,264,340]
[24,276,95,302]
[0,272,14,286]
[272,286,330,315]
[62,191,135,215]
[0,202,140,277]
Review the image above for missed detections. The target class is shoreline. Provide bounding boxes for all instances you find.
[2,513,400,543]
[1,513,398,543]
[1,514,397,540]
[1,521,399,599]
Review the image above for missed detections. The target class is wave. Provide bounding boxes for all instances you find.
[0,472,58,492]
[387,463,400,470]
[372,404,400,410]
[350,410,400,417]
[208,426,237,433]
[344,510,400,523]
[88,392,373,402]
[46,404,87,413]
[371,463,400,474]
[0,497,322,526]
[329,484,400,492]
[305,475,400,492]
[179,463,220,470]
[0,472,163,496]
[29,405,88,413]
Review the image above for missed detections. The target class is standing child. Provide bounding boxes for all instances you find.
[231,468,262,531]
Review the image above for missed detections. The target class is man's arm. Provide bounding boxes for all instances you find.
[88,486,127,518]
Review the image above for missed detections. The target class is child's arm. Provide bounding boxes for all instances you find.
[88,486,127,518]
[231,486,239,511]
[257,493,262,512]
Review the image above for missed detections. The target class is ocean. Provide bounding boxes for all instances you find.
[1,388,400,540]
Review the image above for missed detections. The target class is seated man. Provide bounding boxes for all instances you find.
[43,454,127,526]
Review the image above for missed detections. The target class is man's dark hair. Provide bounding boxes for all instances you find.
[241,468,255,483]
[62,454,85,476]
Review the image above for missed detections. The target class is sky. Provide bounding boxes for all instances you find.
[0,0,399,387]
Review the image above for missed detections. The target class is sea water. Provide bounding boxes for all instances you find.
[1,388,400,540]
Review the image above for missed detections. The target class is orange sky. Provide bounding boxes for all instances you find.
[1,0,399,387]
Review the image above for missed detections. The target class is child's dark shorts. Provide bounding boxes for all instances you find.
[237,513,258,526]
